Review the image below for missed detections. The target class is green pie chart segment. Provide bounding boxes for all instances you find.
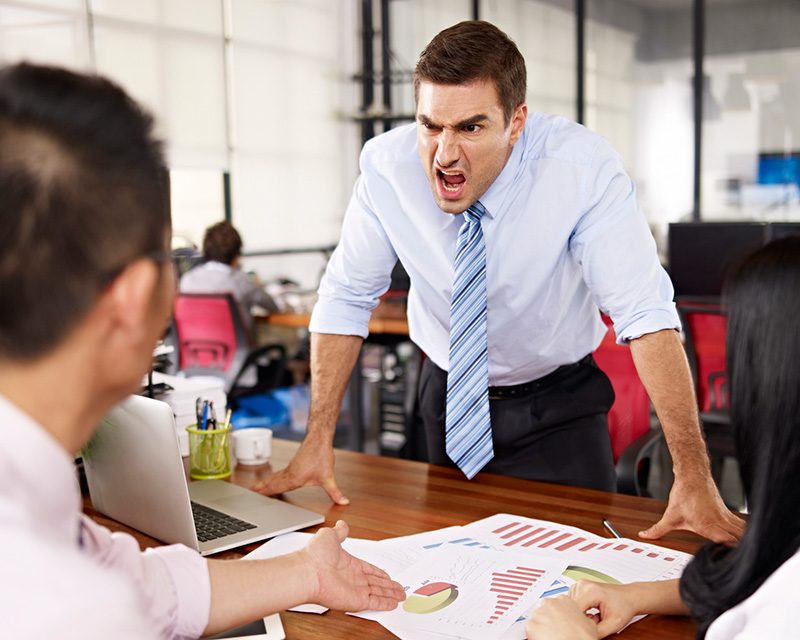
[402,581,459,614]
[563,566,622,585]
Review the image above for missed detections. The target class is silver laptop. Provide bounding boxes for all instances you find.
[84,393,323,556]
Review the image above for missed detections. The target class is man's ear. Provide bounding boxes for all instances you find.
[508,102,528,146]
[102,258,160,336]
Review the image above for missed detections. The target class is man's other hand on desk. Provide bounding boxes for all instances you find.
[638,468,745,544]
[250,437,350,505]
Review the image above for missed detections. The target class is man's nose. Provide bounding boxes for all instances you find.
[435,130,460,168]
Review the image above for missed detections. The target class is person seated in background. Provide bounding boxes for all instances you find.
[526,235,800,640]
[0,61,404,639]
[180,220,282,332]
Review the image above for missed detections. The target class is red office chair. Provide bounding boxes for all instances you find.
[677,302,734,459]
[172,293,286,404]
[593,314,663,497]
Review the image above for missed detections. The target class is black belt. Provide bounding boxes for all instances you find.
[488,354,593,400]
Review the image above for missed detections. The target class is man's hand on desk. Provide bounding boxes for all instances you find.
[638,468,746,544]
[250,438,349,505]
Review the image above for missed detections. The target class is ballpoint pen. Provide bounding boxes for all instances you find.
[201,400,209,430]
[602,518,622,539]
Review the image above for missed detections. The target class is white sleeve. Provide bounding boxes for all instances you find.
[79,515,211,640]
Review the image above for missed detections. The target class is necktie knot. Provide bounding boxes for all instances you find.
[465,201,486,224]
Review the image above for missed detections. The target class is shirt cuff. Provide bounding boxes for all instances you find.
[147,545,211,640]
[309,299,372,338]
[614,306,681,344]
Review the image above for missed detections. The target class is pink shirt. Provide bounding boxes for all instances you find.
[0,394,211,639]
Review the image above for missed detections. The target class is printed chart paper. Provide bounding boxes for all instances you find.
[358,546,567,640]
[244,514,693,640]
[461,514,691,585]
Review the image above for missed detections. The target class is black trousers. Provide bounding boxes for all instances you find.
[418,355,617,492]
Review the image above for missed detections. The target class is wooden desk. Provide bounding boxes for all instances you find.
[263,298,409,336]
[83,439,700,640]
[260,299,412,452]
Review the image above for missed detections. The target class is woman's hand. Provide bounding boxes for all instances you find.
[526,595,597,640]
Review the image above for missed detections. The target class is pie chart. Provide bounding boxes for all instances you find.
[402,581,459,614]
[562,565,622,584]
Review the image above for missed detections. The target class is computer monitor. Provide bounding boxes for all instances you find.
[768,222,800,241]
[668,222,768,300]
[758,152,800,189]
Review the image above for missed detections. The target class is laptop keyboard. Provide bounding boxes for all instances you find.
[191,501,258,542]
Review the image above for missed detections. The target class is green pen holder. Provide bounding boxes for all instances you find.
[186,424,232,479]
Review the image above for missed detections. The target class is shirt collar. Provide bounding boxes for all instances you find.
[205,261,233,272]
[0,394,83,547]
[477,124,527,220]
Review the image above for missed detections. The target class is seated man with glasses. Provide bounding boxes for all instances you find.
[0,62,404,639]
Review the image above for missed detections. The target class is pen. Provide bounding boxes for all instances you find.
[602,518,622,539]
[201,400,209,430]
[208,402,217,429]
[196,397,203,426]
[224,408,232,429]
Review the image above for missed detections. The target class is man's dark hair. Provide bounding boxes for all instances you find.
[414,20,527,125]
[0,62,169,360]
[203,221,243,265]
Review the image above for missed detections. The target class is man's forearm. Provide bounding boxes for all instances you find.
[306,332,364,446]
[204,553,312,636]
[629,329,710,476]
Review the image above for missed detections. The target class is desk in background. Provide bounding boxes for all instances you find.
[261,298,416,454]
[84,439,701,640]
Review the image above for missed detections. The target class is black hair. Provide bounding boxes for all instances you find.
[679,234,800,637]
[0,62,169,359]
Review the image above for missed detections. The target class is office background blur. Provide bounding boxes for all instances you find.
[1,0,798,290]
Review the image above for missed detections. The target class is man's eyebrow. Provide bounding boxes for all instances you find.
[417,114,489,129]
[455,114,489,128]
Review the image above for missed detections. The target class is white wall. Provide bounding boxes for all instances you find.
[4,0,796,286]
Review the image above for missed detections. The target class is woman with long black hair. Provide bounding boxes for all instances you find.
[526,234,800,639]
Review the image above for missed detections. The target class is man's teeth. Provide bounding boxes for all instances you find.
[439,170,464,192]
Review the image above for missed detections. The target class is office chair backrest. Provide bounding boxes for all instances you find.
[173,293,250,378]
[593,314,651,463]
[677,303,728,412]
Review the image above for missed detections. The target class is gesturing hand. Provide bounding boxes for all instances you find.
[301,520,405,612]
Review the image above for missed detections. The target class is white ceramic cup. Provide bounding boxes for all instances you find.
[232,428,272,465]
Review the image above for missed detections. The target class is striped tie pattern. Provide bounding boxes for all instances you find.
[445,201,493,479]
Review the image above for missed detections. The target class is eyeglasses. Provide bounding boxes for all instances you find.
[147,247,205,283]
[100,247,203,288]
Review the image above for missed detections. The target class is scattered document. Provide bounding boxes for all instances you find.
[245,513,693,640]
[354,546,566,640]
[461,514,689,584]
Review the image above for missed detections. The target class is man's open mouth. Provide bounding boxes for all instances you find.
[437,169,466,193]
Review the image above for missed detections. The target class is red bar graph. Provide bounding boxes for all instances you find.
[501,527,540,545]
[556,536,586,551]
[490,519,680,567]
[487,567,546,624]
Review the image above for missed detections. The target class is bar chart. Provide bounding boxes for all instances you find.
[463,514,690,585]
[487,566,546,624]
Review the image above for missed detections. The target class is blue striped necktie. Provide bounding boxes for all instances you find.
[446,201,493,479]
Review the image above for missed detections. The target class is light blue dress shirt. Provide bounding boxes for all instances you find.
[310,112,679,387]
